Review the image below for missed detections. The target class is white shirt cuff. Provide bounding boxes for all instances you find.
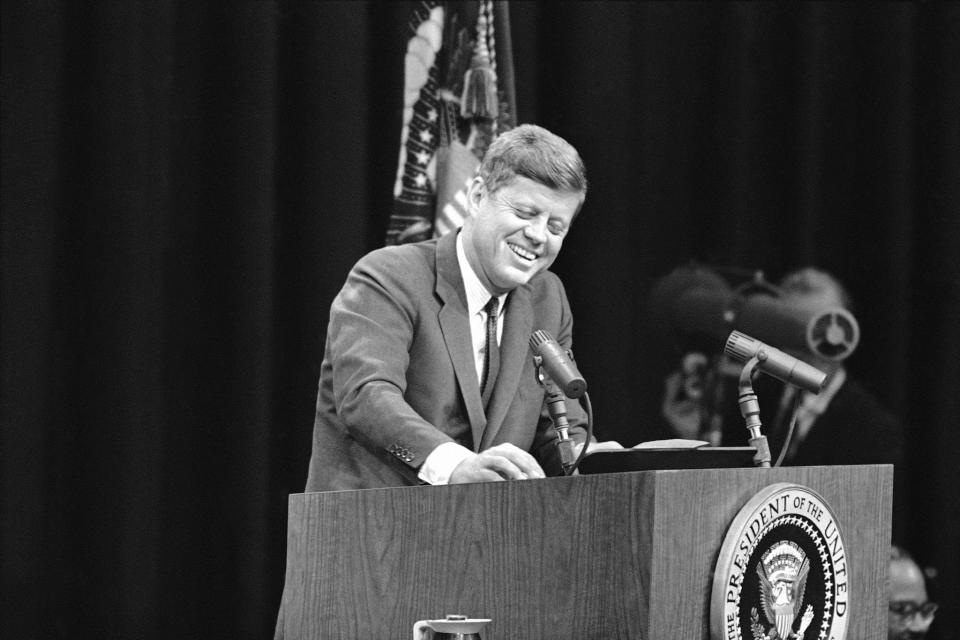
[418,441,476,485]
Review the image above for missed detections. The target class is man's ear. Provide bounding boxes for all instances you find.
[466,176,485,213]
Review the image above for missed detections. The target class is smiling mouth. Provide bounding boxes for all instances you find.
[508,242,537,261]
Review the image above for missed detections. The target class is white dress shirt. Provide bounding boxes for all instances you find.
[417,233,508,485]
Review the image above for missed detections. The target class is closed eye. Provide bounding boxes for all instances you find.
[548,221,567,236]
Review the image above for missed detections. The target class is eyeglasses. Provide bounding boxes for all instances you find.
[889,600,938,620]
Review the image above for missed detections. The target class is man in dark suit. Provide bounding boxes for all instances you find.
[751,268,902,467]
[303,124,589,492]
[888,545,938,639]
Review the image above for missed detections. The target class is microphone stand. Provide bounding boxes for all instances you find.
[736,356,772,468]
[533,358,594,476]
[545,386,577,474]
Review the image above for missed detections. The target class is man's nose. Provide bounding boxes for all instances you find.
[904,613,931,632]
[523,217,547,243]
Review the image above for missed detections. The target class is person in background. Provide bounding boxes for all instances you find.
[757,268,902,466]
[662,267,903,468]
[661,267,902,466]
[889,545,937,640]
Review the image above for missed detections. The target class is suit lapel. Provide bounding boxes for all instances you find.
[435,231,487,448]
[480,285,533,450]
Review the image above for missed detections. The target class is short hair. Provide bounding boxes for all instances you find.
[479,124,588,196]
[779,267,854,311]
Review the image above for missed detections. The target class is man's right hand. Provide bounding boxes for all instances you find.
[661,370,704,440]
[449,443,546,484]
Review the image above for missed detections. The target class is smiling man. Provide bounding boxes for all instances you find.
[302,124,589,492]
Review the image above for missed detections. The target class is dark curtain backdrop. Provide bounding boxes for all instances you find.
[2,2,957,639]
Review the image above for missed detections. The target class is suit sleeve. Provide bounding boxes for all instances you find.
[326,250,452,468]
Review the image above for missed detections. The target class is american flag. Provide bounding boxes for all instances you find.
[386,0,516,245]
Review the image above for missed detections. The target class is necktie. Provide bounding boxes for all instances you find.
[480,296,500,406]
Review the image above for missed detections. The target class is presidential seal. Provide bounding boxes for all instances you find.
[710,483,849,640]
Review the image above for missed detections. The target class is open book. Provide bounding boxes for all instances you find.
[584,438,711,452]
[577,439,755,474]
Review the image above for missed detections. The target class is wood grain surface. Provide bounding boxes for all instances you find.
[278,465,891,639]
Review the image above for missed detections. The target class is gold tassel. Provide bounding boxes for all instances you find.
[460,1,498,119]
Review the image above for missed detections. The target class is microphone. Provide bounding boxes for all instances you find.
[724,331,827,394]
[530,329,585,474]
[529,330,587,399]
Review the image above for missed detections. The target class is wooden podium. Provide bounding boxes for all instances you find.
[277,465,892,639]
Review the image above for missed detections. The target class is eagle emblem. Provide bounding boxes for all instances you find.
[754,541,816,640]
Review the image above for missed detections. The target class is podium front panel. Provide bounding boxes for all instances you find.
[278,465,891,639]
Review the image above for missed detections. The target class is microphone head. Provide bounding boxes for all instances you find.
[529,329,551,350]
[560,378,587,399]
[724,330,827,394]
[529,330,587,398]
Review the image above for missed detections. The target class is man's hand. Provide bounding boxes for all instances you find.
[661,352,710,440]
[661,370,704,439]
[449,443,546,484]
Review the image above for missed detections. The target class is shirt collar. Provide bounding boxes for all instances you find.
[456,232,507,317]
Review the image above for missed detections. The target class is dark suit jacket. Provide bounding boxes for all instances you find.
[781,378,903,467]
[303,229,587,492]
[721,376,903,467]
